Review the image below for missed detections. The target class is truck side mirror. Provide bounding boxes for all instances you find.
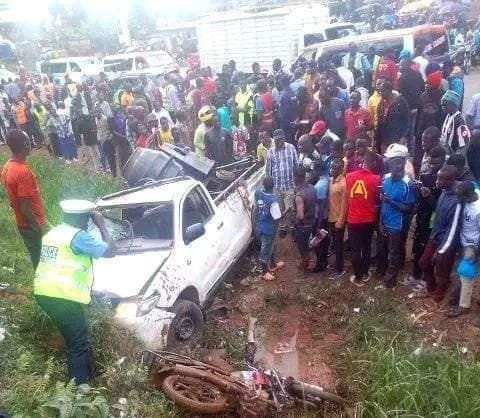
[184,223,205,244]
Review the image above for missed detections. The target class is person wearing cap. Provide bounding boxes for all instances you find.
[309,120,340,146]
[34,199,115,384]
[265,129,298,231]
[447,181,480,318]
[194,105,215,158]
[377,145,416,289]
[440,90,470,154]
[1,129,48,270]
[442,60,464,110]
[415,72,445,169]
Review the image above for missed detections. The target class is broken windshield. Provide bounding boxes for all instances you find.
[101,202,174,243]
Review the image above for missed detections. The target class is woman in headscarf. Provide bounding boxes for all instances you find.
[440,90,470,154]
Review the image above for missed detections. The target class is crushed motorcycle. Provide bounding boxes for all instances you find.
[140,350,351,417]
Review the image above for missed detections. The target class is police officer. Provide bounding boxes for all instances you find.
[34,199,115,384]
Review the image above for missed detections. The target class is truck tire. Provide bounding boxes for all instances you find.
[167,300,204,349]
[161,374,228,414]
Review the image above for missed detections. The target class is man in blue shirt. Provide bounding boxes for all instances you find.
[377,148,416,288]
[311,160,330,273]
[254,176,284,281]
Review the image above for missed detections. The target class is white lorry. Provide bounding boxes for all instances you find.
[91,146,263,349]
[196,4,332,73]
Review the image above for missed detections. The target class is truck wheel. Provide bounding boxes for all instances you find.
[167,300,204,349]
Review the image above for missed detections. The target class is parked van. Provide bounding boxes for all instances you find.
[298,25,449,66]
[36,56,102,84]
[102,51,175,77]
[300,22,358,49]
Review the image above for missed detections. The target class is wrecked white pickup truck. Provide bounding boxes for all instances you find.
[91,145,263,349]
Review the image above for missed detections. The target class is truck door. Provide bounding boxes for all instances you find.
[178,186,224,298]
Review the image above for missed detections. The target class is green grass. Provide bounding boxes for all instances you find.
[4,151,480,417]
[341,294,480,418]
[0,151,180,417]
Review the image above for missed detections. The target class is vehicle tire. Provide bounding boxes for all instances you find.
[162,374,228,414]
[167,300,204,349]
[289,380,347,407]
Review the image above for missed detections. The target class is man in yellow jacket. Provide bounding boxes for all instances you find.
[34,199,115,384]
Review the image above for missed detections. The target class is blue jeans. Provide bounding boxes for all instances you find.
[59,133,78,160]
[259,233,275,264]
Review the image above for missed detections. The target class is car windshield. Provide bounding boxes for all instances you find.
[40,62,67,74]
[416,33,449,58]
[104,58,133,72]
[101,202,174,244]
[144,53,174,68]
[324,26,357,40]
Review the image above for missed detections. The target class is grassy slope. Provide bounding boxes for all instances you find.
[0,152,180,417]
[2,151,480,417]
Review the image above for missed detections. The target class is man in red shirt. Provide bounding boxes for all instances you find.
[345,90,373,141]
[346,151,381,287]
[375,49,398,90]
[1,129,48,270]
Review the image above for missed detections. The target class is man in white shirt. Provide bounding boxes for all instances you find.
[413,46,429,80]
[151,99,174,128]
[448,181,480,317]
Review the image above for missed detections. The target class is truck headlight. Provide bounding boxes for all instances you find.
[136,294,160,317]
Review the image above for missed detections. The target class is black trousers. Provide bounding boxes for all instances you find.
[35,295,93,384]
[313,219,330,270]
[412,223,431,280]
[329,222,345,273]
[377,227,408,287]
[48,132,62,157]
[18,226,43,271]
[348,222,375,280]
[102,137,117,176]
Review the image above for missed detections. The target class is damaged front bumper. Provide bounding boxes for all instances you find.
[114,302,175,350]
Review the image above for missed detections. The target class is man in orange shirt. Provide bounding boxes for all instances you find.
[1,129,48,269]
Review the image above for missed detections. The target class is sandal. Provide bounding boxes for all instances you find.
[262,272,276,281]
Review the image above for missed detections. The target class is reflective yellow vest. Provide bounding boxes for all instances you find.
[34,224,94,305]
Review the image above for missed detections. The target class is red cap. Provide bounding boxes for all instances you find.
[426,71,443,90]
[309,120,326,136]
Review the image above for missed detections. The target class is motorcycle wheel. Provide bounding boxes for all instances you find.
[162,374,229,414]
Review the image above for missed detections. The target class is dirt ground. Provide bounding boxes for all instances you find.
[206,231,480,397]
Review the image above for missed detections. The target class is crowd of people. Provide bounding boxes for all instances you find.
[248,44,480,323]
[2,41,480,322]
